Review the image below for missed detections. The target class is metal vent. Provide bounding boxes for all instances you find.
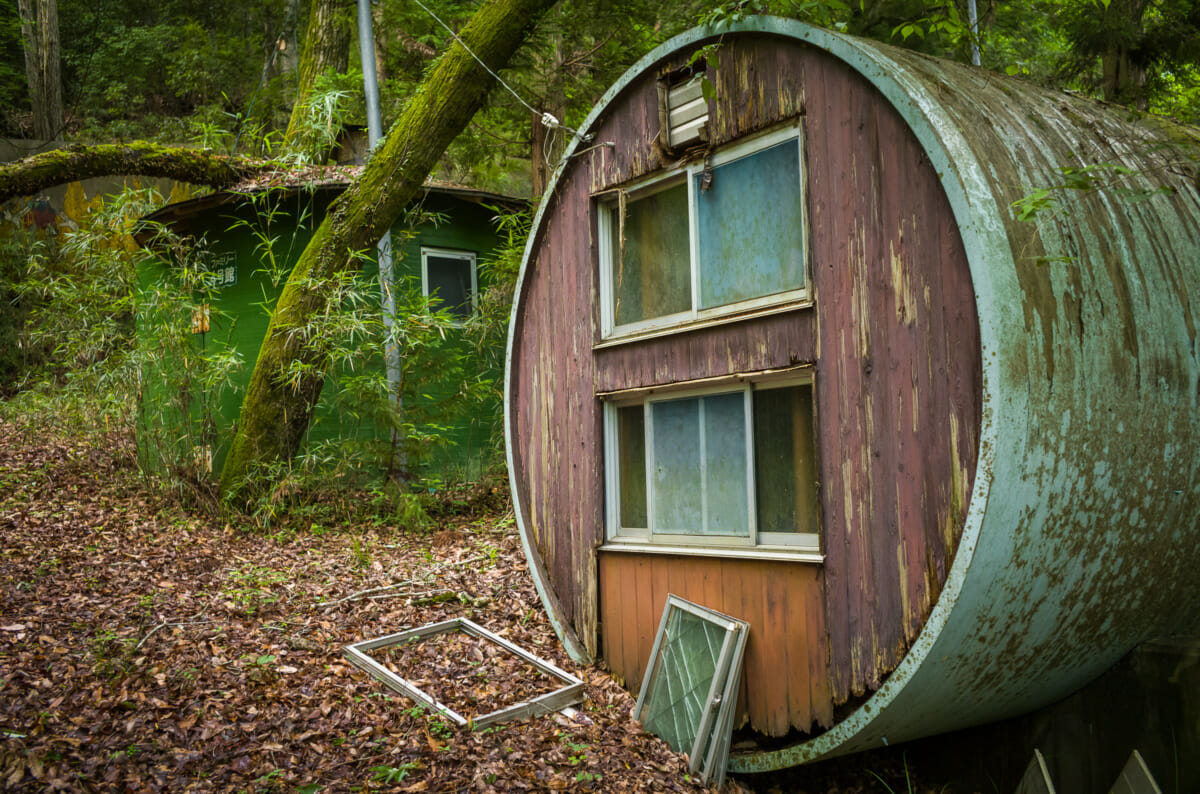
[667,75,708,148]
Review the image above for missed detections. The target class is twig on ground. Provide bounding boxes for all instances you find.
[135,618,214,651]
[312,581,414,607]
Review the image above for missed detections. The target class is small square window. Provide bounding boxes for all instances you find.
[598,126,808,341]
[421,247,477,324]
[604,374,821,555]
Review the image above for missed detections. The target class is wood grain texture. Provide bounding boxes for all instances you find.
[508,33,981,737]
[598,552,828,737]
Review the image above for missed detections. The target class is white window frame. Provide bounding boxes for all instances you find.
[597,124,809,344]
[420,246,478,326]
[602,370,822,562]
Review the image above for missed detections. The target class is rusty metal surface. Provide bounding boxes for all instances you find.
[506,17,1200,770]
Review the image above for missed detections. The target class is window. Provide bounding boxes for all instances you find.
[598,126,808,340]
[603,374,820,556]
[421,247,477,324]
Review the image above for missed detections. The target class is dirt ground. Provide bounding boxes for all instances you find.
[0,421,962,792]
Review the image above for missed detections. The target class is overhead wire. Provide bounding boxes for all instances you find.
[409,0,583,138]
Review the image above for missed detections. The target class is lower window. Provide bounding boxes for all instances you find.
[604,376,820,553]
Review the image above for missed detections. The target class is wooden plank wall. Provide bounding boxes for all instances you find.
[507,34,981,736]
[508,176,605,653]
[801,48,980,701]
[598,552,832,737]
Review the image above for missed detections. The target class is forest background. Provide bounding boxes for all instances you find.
[0,2,1198,790]
[2,0,1200,520]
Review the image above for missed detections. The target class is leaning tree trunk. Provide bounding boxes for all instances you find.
[282,0,354,160]
[17,0,63,141]
[219,0,560,506]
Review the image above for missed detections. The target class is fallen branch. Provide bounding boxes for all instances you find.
[312,581,414,608]
[134,618,214,651]
[0,142,281,203]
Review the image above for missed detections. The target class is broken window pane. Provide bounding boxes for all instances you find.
[344,617,584,730]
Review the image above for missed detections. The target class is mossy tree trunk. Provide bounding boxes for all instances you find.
[282,0,355,159]
[0,143,279,202]
[218,0,559,506]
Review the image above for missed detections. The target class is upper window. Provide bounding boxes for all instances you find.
[603,374,821,556]
[598,126,808,341]
[421,247,477,325]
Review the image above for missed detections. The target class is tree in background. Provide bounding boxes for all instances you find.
[1056,0,1200,110]
[17,0,63,141]
[282,0,355,161]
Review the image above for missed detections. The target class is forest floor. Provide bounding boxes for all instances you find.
[0,421,955,792]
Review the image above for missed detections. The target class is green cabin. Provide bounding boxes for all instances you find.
[135,180,522,484]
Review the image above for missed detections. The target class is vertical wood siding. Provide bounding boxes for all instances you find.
[508,34,981,736]
[598,552,831,737]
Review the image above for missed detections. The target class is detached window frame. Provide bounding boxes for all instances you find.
[602,371,822,560]
[420,246,478,326]
[597,125,809,342]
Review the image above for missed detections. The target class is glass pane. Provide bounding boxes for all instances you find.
[651,397,701,533]
[753,384,819,535]
[695,140,805,309]
[611,182,691,326]
[425,255,474,320]
[617,405,647,529]
[640,606,727,756]
[702,393,749,536]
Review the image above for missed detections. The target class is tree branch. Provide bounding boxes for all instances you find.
[0,142,284,203]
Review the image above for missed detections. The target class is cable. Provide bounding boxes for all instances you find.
[410,0,581,137]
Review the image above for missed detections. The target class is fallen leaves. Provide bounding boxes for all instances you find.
[0,422,710,792]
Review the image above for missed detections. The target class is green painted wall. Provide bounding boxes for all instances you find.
[137,186,511,483]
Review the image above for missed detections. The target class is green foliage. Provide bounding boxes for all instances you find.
[465,204,530,474]
[0,189,166,442]
[133,228,247,500]
[282,71,363,165]
[47,0,291,140]
[0,234,41,395]
[1010,161,1170,223]
[370,762,419,784]
[0,1,25,119]
[700,0,850,30]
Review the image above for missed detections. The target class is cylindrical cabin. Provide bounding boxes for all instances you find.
[504,18,1200,769]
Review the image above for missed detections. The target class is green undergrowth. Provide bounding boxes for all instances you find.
[1,183,527,536]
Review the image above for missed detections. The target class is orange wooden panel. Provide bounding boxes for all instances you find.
[598,551,828,737]
[781,564,813,730]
